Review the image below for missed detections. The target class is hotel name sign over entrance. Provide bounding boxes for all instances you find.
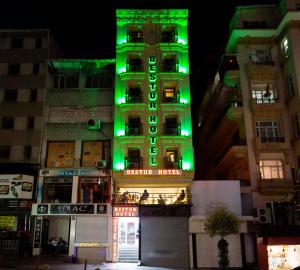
[124,169,182,176]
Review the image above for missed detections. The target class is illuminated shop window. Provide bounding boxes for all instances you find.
[259,160,283,179]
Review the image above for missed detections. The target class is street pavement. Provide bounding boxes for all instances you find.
[0,256,187,270]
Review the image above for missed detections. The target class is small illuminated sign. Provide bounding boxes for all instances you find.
[74,242,107,248]
[124,169,182,176]
[112,218,118,262]
[113,206,139,217]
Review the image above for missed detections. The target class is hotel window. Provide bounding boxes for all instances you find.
[0,146,10,159]
[8,64,20,75]
[53,73,79,89]
[78,177,110,203]
[126,117,142,135]
[127,30,143,43]
[161,26,177,43]
[127,55,143,72]
[1,117,14,129]
[251,82,277,103]
[292,113,300,139]
[280,36,290,59]
[164,116,180,135]
[126,149,141,169]
[162,54,177,72]
[4,89,17,102]
[163,83,178,103]
[259,160,284,179]
[126,86,142,103]
[11,38,23,49]
[43,177,72,203]
[46,141,75,168]
[164,149,181,169]
[256,121,282,142]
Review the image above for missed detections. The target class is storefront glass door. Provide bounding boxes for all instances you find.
[118,217,139,246]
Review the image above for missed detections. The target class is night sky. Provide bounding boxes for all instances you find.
[1,0,278,123]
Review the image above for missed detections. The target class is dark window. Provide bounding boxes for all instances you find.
[11,38,23,49]
[53,74,79,88]
[162,57,177,72]
[127,31,143,43]
[4,89,17,102]
[1,117,14,129]
[243,21,267,28]
[241,193,253,216]
[161,30,177,43]
[30,89,38,102]
[85,75,113,88]
[8,64,20,75]
[43,178,72,203]
[33,63,39,74]
[126,87,142,103]
[27,117,35,129]
[126,118,142,135]
[24,145,32,159]
[0,146,10,159]
[164,117,180,135]
[36,38,42,48]
[127,58,143,72]
[126,149,141,169]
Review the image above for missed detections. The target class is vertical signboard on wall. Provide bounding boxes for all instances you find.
[32,217,43,255]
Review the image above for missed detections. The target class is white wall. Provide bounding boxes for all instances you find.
[191,180,242,216]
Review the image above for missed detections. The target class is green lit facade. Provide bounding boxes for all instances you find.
[113,9,194,182]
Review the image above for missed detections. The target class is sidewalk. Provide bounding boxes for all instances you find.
[0,255,187,270]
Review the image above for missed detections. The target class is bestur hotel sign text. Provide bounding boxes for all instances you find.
[125,169,182,175]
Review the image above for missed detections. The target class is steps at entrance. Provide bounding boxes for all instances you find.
[118,245,139,263]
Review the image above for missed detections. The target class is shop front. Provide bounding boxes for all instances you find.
[257,236,300,270]
[112,206,139,263]
[32,203,112,263]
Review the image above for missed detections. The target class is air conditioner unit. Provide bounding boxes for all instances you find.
[87,118,101,130]
[257,208,272,223]
[97,160,107,169]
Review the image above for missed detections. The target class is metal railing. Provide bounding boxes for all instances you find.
[125,123,143,135]
[112,191,190,205]
[124,157,143,169]
[260,137,285,143]
[163,157,182,169]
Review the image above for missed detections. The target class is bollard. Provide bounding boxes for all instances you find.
[84,259,87,270]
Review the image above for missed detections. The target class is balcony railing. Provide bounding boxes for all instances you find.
[125,123,142,135]
[124,157,143,169]
[127,31,144,43]
[164,156,182,169]
[257,178,294,195]
[126,92,143,103]
[162,63,178,72]
[254,97,278,104]
[126,63,143,72]
[163,123,181,135]
[112,191,189,205]
[161,31,178,43]
[260,137,285,143]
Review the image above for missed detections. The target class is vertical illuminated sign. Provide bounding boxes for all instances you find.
[148,56,158,166]
[112,218,118,262]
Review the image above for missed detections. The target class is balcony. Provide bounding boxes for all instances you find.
[125,123,142,136]
[164,156,182,169]
[161,31,178,43]
[127,31,143,43]
[246,61,277,81]
[257,178,294,195]
[112,191,189,205]
[126,90,143,103]
[254,137,289,151]
[125,156,143,169]
[163,123,181,136]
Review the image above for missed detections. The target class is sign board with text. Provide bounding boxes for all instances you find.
[0,175,33,199]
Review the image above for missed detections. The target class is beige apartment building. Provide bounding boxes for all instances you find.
[197,1,300,270]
